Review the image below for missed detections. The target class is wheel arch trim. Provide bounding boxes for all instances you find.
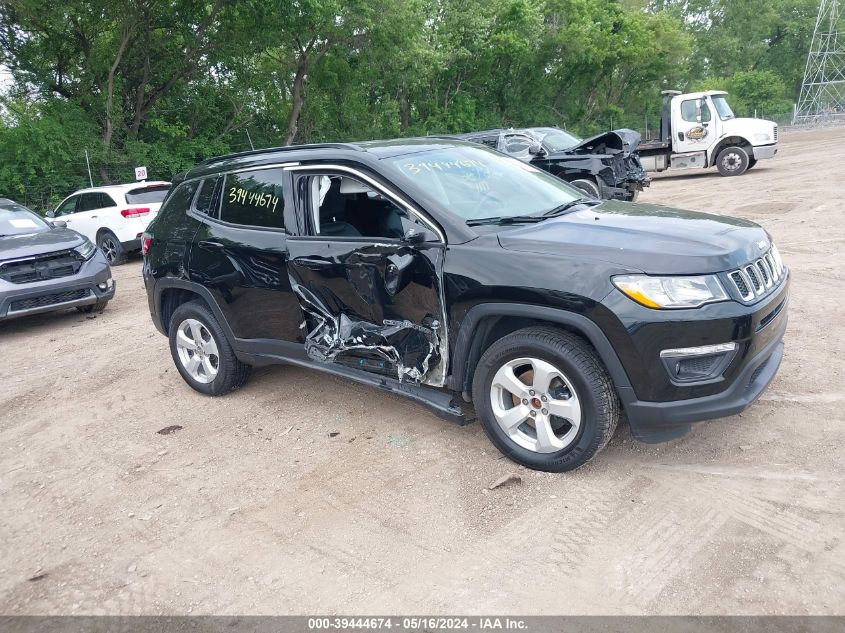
[449,303,633,399]
[154,278,237,345]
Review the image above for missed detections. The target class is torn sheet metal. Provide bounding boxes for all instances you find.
[291,280,442,383]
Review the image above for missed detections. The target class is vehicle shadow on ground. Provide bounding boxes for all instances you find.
[244,362,727,467]
[0,308,97,336]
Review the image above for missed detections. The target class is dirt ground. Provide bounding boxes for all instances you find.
[1,127,843,616]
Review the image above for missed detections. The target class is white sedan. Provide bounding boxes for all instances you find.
[49,182,171,264]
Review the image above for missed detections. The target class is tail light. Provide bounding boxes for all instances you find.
[141,232,153,256]
[121,207,151,218]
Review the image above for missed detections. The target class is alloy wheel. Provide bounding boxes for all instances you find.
[101,236,118,263]
[489,357,582,453]
[175,318,220,384]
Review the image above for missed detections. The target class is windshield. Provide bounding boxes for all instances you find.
[533,128,582,152]
[385,145,584,222]
[0,204,50,237]
[126,184,170,204]
[712,96,735,120]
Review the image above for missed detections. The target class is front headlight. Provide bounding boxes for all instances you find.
[613,274,728,309]
[754,133,771,142]
[74,239,97,260]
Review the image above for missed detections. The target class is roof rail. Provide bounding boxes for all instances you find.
[198,143,364,166]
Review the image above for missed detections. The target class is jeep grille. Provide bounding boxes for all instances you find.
[726,246,785,302]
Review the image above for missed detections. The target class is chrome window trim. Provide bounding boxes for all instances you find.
[285,163,447,244]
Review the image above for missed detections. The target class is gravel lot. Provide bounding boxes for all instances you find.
[1,127,843,615]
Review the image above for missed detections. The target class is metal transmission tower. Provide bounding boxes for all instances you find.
[795,0,845,123]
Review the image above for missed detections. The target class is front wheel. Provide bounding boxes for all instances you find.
[716,145,750,176]
[169,300,251,395]
[569,178,602,199]
[472,327,619,472]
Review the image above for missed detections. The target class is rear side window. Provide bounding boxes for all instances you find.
[220,168,285,229]
[126,185,171,204]
[194,178,221,217]
[156,181,198,223]
[78,193,103,212]
[98,193,117,208]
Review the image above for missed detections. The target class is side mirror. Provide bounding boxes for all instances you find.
[528,143,546,157]
[45,210,55,218]
[50,220,67,228]
[402,227,427,244]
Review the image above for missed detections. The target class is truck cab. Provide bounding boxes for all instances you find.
[638,90,778,177]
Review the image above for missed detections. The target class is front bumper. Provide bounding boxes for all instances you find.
[603,273,789,443]
[624,317,785,442]
[0,252,115,320]
[752,143,778,160]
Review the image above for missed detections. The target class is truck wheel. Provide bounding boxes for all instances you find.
[97,230,127,265]
[169,300,251,396]
[716,146,750,176]
[569,178,602,199]
[472,326,619,472]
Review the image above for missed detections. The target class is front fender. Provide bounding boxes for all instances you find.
[448,302,634,402]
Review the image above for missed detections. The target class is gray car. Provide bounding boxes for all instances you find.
[0,198,115,321]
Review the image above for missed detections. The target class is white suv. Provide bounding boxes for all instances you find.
[49,182,170,265]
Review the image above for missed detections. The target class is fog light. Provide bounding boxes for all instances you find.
[660,342,738,383]
[98,278,113,291]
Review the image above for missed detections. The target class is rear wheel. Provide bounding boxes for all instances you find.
[569,178,602,199]
[97,230,127,265]
[169,301,251,395]
[716,145,750,177]
[472,326,619,472]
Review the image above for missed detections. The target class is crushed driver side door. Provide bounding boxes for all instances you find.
[284,166,448,386]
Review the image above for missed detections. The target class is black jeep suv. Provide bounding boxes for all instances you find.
[143,139,788,472]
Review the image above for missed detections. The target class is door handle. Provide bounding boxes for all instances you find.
[198,240,225,251]
[293,257,334,270]
[91,215,98,219]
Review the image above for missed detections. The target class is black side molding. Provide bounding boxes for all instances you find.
[236,349,467,425]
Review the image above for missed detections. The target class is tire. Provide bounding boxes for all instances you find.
[569,178,602,199]
[76,301,108,314]
[747,157,758,170]
[472,326,619,472]
[624,189,640,203]
[715,145,750,177]
[97,230,127,265]
[168,300,251,396]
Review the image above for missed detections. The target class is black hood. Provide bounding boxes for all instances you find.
[563,128,641,156]
[0,227,85,260]
[497,200,770,275]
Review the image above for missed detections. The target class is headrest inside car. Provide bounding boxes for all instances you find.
[339,177,373,195]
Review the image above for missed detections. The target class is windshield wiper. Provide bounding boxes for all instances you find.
[540,197,599,217]
[466,198,600,226]
[466,215,546,227]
